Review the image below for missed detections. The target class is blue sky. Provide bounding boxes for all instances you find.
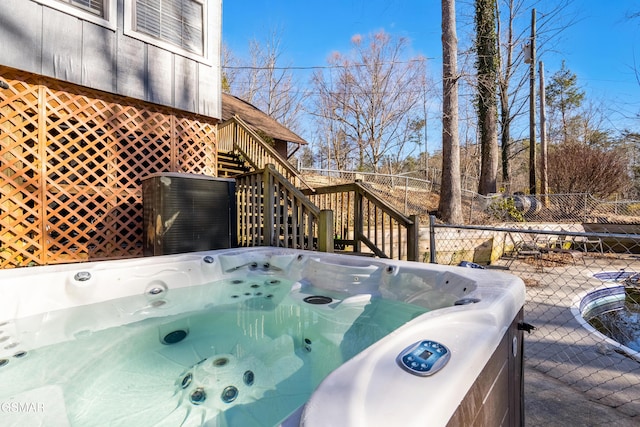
[222,0,640,146]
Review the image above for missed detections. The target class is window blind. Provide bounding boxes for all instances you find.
[60,0,104,17]
[135,0,204,55]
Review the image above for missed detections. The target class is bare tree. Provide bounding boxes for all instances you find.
[310,31,427,173]
[571,99,610,147]
[224,28,305,133]
[495,0,577,191]
[311,53,359,170]
[495,0,525,192]
[221,43,240,93]
[439,0,464,223]
[313,75,357,170]
[547,143,629,197]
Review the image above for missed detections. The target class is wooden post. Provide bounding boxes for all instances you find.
[539,60,549,206]
[317,209,334,253]
[408,214,419,262]
[263,165,275,246]
[1,103,25,265]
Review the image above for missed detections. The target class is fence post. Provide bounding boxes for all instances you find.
[263,166,275,246]
[429,215,437,263]
[318,210,334,253]
[404,177,408,214]
[408,214,419,262]
[584,193,589,222]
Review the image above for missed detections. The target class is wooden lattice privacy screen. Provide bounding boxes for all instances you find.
[0,67,218,268]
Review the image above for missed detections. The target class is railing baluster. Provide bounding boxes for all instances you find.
[397,219,402,260]
[381,210,386,256]
[292,199,299,248]
[374,204,378,251]
[252,176,257,246]
[237,178,244,246]
[275,184,283,247]
[390,215,393,258]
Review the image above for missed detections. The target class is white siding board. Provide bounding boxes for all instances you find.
[42,8,83,85]
[82,23,117,93]
[1,0,222,119]
[0,0,43,74]
[146,45,174,107]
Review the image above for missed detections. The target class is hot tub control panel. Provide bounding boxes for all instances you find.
[397,340,450,376]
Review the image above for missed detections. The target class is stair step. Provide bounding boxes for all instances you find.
[217,151,250,177]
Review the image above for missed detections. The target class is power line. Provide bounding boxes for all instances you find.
[221,58,434,71]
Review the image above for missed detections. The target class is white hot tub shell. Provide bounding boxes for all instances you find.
[0,247,526,427]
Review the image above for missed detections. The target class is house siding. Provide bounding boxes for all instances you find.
[0,0,221,119]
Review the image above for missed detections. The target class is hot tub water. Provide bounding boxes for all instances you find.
[0,275,427,426]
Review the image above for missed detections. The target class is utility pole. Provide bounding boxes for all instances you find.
[423,84,429,180]
[527,8,537,195]
[539,60,549,204]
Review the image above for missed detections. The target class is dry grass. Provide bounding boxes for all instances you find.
[523,277,543,287]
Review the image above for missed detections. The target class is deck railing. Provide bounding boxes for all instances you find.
[302,181,419,261]
[236,165,418,261]
[236,164,332,251]
[218,116,313,191]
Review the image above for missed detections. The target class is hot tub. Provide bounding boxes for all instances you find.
[0,248,525,427]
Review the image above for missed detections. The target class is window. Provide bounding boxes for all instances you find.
[35,0,116,29]
[134,0,204,56]
[58,0,104,17]
[124,0,215,64]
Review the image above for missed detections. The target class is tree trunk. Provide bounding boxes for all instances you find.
[499,93,511,191]
[496,0,512,193]
[476,0,499,196]
[438,0,463,224]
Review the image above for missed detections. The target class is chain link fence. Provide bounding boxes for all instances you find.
[301,168,640,225]
[430,221,640,419]
[300,167,436,215]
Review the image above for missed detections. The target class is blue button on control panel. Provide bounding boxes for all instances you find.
[396,340,450,376]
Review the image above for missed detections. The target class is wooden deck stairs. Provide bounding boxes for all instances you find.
[217,151,250,178]
[218,115,419,261]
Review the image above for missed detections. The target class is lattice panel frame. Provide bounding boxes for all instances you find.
[176,117,217,175]
[0,67,218,267]
[0,71,43,267]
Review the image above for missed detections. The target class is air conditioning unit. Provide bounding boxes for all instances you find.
[142,173,236,256]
